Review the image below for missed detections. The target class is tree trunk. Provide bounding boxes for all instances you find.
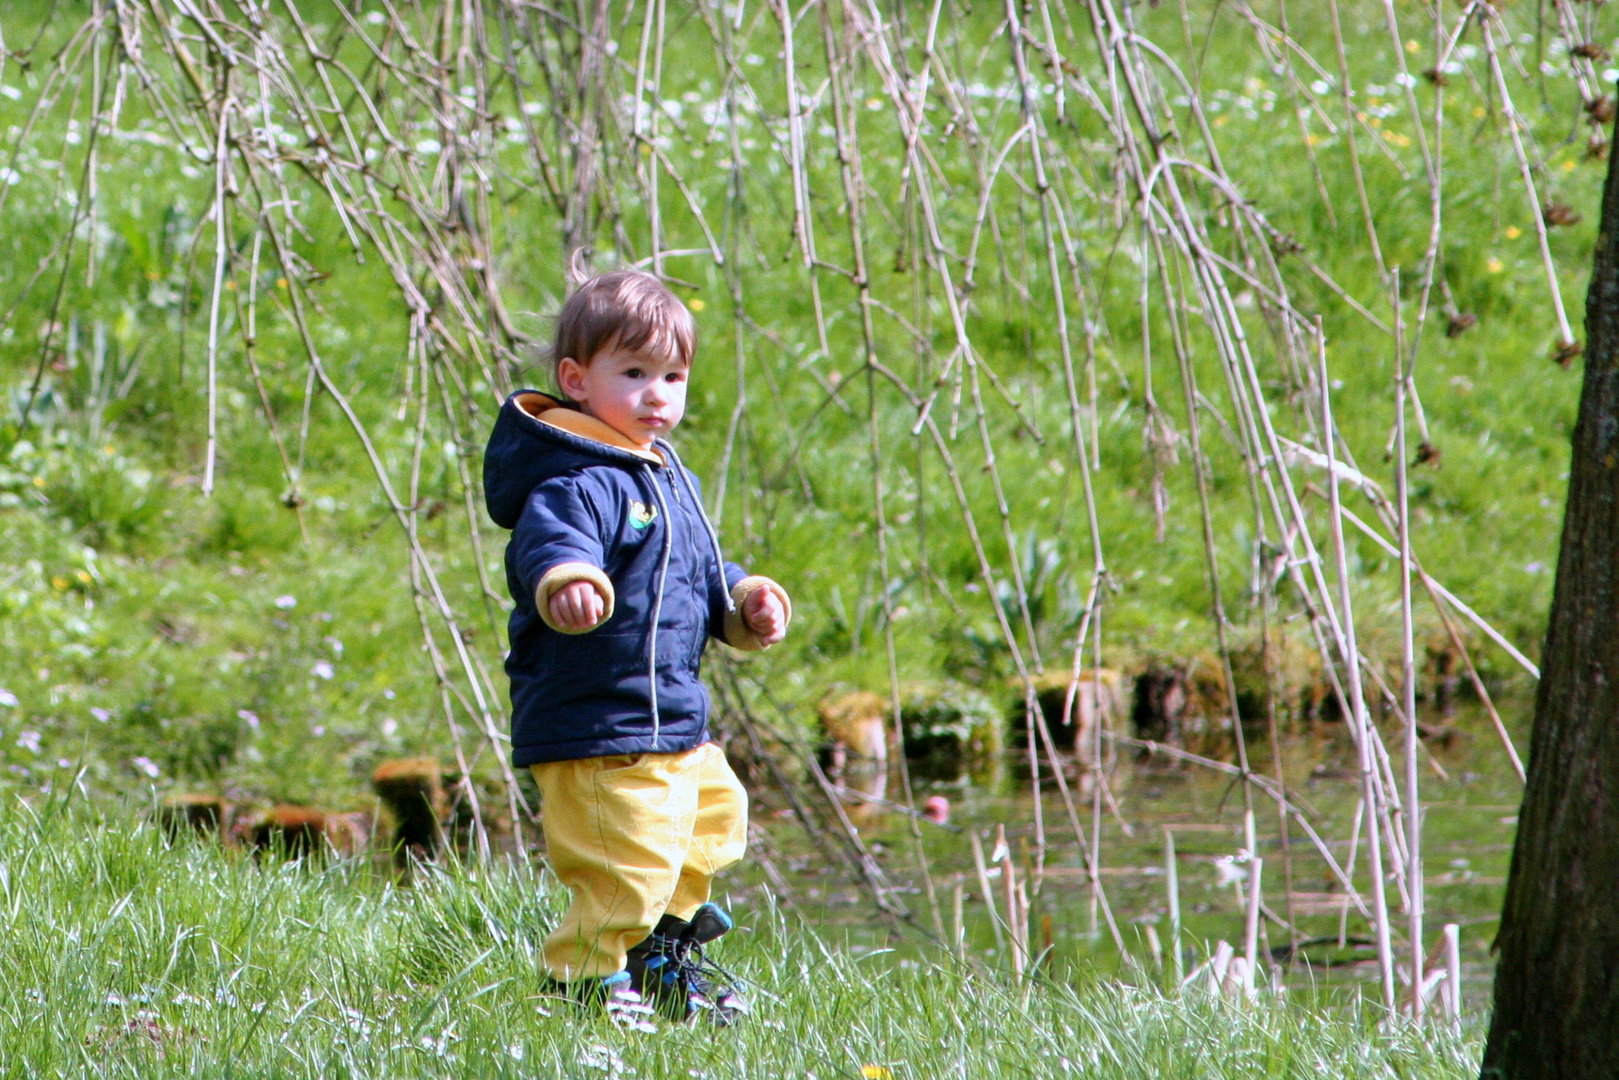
[1481,127,1619,1078]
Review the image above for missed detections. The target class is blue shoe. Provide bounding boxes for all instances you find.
[624,914,690,1016]
[539,970,654,1027]
[625,904,748,1025]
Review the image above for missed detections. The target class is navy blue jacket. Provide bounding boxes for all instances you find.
[484,391,753,766]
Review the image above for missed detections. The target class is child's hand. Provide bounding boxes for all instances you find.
[742,586,788,646]
[548,579,607,631]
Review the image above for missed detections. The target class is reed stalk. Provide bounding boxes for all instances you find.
[1320,331,1397,1013]
[1394,273,1426,1022]
[1243,856,1264,997]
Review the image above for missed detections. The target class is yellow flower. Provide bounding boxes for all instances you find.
[1387,131,1411,147]
[861,1068,892,1080]
[1306,133,1321,146]
[1562,159,1577,172]
[1472,106,1487,119]
[76,570,91,584]
[50,576,68,590]
[688,298,706,312]
[1505,226,1522,240]
[1406,39,1421,54]
[1487,257,1505,274]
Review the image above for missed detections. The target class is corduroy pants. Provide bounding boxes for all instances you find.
[530,742,748,981]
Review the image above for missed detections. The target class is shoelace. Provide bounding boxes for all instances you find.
[636,929,688,991]
[676,941,750,1015]
[636,931,742,1008]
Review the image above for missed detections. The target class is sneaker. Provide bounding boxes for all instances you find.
[626,903,749,1025]
[624,913,690,1017]
[680,904,749,1025]
[539,970,657,1030]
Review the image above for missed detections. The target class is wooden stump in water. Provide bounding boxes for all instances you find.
[818,684,1004,785]
[1012,670,1122,767]
[1132,663,1189,749]
[898,682,1002,784]
[1134,659,1233,759]
[156,793,229,841]
[247,806,371,859]
[372,758,449,864]
[816,691,889,779]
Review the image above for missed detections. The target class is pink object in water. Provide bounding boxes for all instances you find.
[922,795,951,825]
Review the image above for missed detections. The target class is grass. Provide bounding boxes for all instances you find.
[0,803,1479,1079]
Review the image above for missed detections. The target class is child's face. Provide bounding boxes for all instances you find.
[557,343,689,448]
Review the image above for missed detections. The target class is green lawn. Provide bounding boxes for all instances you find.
[0,806,1478,1079]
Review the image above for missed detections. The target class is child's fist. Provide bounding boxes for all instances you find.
[548,579,607,631]
[742,586,788,646]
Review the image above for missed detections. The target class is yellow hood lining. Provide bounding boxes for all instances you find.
[513,392,666,466]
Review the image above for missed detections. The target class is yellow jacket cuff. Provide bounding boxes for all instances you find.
[723,576,792,651]
[535,562,616,634]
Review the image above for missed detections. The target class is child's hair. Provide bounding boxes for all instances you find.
[551,268,696,392]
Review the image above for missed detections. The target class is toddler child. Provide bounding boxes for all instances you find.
[483,269,790,1024]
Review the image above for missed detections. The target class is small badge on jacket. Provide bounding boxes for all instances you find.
[629,501,659,530]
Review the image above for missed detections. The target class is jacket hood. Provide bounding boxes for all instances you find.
[483,390,665,530]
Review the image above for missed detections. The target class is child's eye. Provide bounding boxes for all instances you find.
[624,367,643,379]
[665,371,685,383]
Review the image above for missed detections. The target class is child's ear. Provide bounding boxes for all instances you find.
[557,357,586,401]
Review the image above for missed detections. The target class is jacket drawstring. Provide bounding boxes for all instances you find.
[643,464,675,747]
[657,440,735,614]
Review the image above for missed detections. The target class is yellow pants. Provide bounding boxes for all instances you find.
[530,742,748,981]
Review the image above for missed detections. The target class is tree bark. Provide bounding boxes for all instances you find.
[1481,127,1619,1078]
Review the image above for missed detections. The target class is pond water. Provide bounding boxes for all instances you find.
[723,698,1526,1012]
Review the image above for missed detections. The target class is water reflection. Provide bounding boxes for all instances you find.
[737,698,1527,1010]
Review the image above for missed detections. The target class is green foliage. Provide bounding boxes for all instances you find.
[196,486,302,560]
[47,445,174,554]
[0,805,1480,1078]
[0,0,1585,818]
